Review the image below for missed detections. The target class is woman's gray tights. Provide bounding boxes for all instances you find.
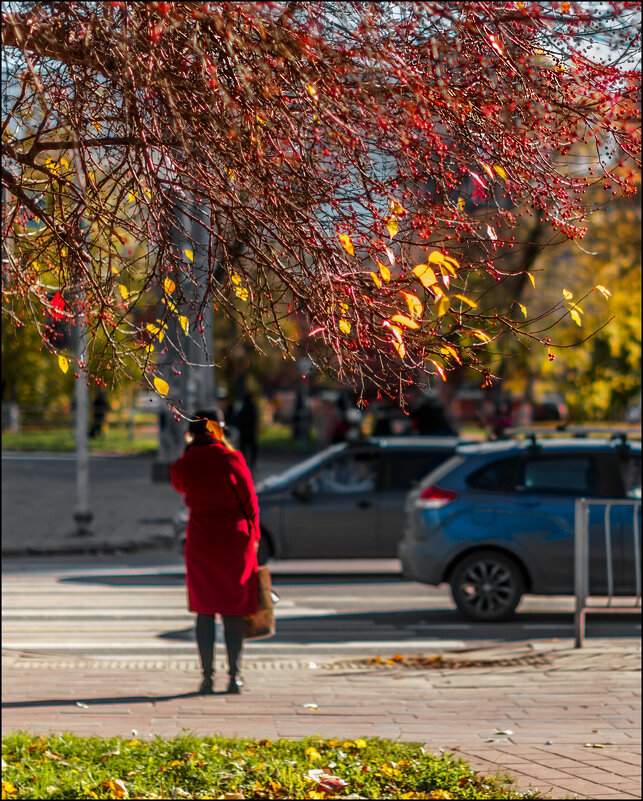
[196,614,244,679]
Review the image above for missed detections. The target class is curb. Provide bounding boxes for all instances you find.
[2,536,174,559]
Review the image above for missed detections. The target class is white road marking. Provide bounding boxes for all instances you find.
[2,639,467,651]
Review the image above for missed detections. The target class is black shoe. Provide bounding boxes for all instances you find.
[198,675,214,695]
[226,676,243,694]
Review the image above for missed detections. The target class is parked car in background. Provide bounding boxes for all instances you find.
[173,437,463,560]
[399,428,641,621]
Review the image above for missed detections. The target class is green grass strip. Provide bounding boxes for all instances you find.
[2,732,543,799]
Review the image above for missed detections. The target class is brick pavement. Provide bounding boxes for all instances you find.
[2,639,640,800]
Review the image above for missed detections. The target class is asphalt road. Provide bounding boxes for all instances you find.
[3,554,640,667]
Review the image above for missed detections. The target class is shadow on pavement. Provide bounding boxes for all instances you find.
[156,608,641,644]
[1,691,229,709]
[59,572,404,587]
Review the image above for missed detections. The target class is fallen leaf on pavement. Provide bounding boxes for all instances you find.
[584,743,605,748]
[495,730,513,735]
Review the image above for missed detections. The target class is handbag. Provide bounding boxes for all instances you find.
[243,565,276,640]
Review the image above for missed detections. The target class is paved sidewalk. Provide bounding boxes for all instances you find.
[3,639,640,799]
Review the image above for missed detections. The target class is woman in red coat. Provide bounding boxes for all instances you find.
[170,409,260,695]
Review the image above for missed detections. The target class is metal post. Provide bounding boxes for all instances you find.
[574,498,587,648]
[604,503,613,606]
[71,144,92,536]
[633,502,641,607]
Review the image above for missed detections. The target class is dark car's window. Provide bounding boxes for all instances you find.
[308,452,378,495]
[515,455,601,496]
[467,458,518,492]
[619,453,642,499]
[383,452,453,491]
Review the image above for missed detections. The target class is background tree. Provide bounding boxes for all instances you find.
[2,1,640,414]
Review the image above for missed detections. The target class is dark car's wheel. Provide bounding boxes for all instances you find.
[449,550,525,622]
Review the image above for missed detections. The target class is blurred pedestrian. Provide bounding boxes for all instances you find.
[170,409,261,695]
[493,399,513,439]
[237,392,259,469]
[89,390,108,439]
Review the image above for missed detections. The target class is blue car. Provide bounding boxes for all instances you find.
[399,430,641,621]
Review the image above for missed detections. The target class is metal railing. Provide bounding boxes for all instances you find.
[574,497,641,648]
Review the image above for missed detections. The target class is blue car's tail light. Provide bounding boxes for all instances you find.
[416,485,458,509]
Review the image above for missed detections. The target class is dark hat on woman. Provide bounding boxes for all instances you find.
[188,408,226,437]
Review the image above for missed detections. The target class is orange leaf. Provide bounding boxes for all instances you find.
[440,344,461,364]
[473,330,492,343]
[429,360,447,382]
[164,278,176,295]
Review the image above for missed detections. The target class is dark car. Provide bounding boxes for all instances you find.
[399,429,641,621]
[173,436,463,560]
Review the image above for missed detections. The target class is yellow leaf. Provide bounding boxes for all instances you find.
[427,791,454,799]
[457,196,465,211]
[383,321,404,343]
[170,760,183,767]
[307,84,318,101]
[393,339,406,359]
[432,284,446,299]
[58,355,69,374]
[153,377,169,396]
[162,297,177,313]
[570,308,582,326]
[473,330,492,343]
[128,191,136,203]
[92,121,101,132]
[339,318,352,334]
[516,302,527,318]
[494,165,507,180]
[146,323,164,342]
[2,782,18,797]
[59,157,69,169]
[527,272,535,288]
[370,272,382,288]
[88,171,95,184]
[183,249,194,262]
[338,234,354,256]
[428,251,446,266]
[563,288,573,300]
[386,217,399,238]
[178,315,189,335]
[338,300,349,315]
[594,284,611,299]
[103,778,128,799]
[413,264,438,289]
[436,295,450,318]
[230,271,242,286]
[440,344,461,364]
[164,277,176,295]
[377,261,391,282]
[389,198,406,215]
[453,294,477,309]
[126,740,140,747]
[234,286,249,301]
[390,313,419,329]
[404,292,423,320]
[118,284,129,301]
[354,739,368,749]
[305,747,321,761]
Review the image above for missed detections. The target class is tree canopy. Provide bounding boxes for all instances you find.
[2,1,640,410]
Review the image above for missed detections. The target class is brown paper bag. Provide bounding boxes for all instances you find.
[243,566,276,640]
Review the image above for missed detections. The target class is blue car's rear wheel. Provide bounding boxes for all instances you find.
[450,550,524,621]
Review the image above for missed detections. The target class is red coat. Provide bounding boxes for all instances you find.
[170,441,260,615]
